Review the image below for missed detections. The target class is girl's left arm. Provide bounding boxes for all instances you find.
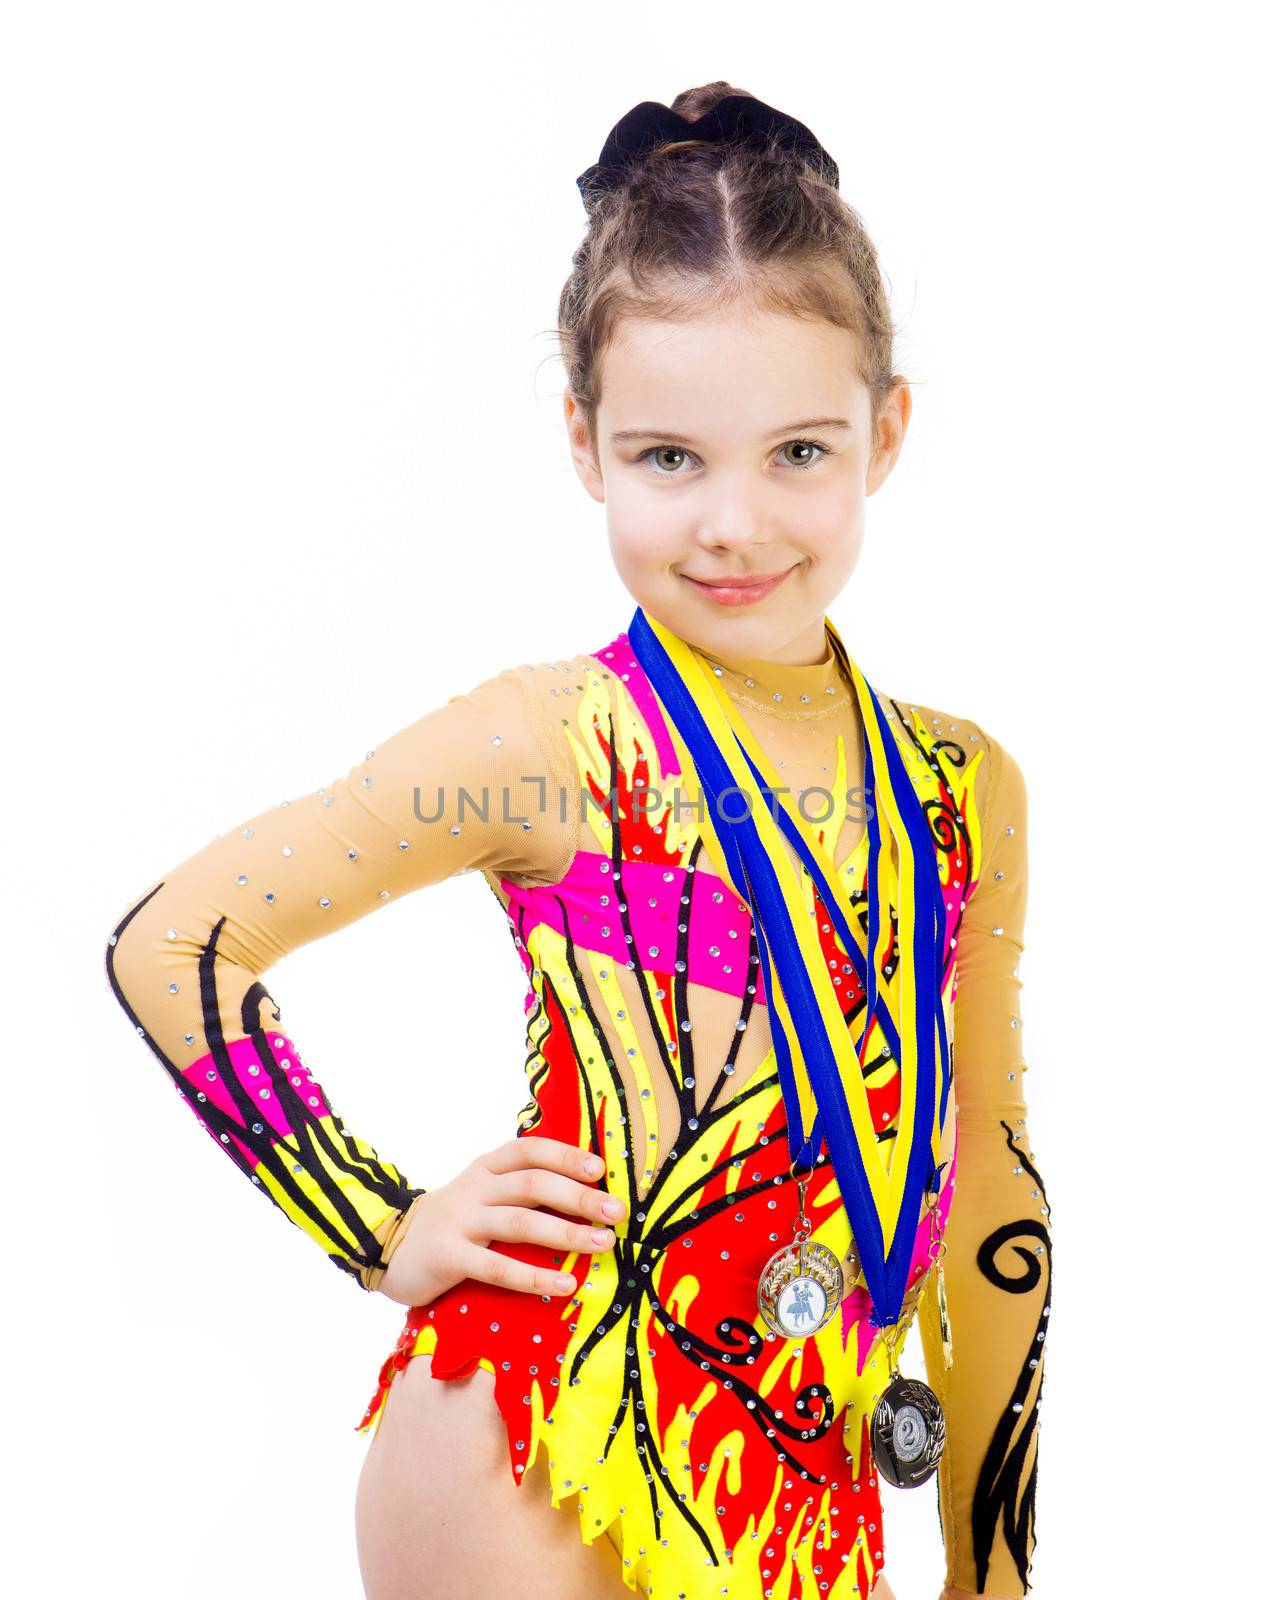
[918,733,1052,1597]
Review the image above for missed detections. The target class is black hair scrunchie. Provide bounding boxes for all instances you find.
[576,93,839,206]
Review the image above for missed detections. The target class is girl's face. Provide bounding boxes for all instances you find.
[565,299,910,664]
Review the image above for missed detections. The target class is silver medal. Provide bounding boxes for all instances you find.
[757,1170,846,1339]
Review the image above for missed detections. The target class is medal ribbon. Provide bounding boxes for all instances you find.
[628,607,951,1327]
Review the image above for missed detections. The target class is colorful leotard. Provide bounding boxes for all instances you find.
[105,622,1051,1598]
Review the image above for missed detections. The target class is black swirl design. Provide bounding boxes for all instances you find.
[969,1120,1052,1591]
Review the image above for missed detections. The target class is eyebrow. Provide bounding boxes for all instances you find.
[609,417,854,446]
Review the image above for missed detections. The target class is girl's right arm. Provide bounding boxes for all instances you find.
[104,660,582,1293]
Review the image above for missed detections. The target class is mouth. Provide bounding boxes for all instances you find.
[680,564,799,608]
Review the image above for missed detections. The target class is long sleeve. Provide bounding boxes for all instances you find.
[917,733,1052,1594]
[104,661,580,1292]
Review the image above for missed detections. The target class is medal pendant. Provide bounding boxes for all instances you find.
[871,1373,946,1488]
[935,1254,954,1370]
[757,1173,844,1340]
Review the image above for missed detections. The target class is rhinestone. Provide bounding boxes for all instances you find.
[318,896,331,909]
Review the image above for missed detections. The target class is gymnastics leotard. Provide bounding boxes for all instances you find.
[105,621,1051,1599]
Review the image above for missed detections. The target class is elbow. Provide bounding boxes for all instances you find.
[104,915,142,1033]
[103,887,163,1033]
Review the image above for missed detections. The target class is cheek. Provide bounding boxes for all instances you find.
[807,497,865,564]
[607,505,684,579]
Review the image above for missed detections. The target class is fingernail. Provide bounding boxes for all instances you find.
[583,1154,603,1175]
[590,1228,612,1245]
[602,1198,624,1218]
[554,1273,575,1291]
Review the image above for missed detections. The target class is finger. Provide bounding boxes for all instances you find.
[479,1203,616,1259]
[452,1239,580,1298]
[485,1165,627,1227]
[485,1136,605,1184]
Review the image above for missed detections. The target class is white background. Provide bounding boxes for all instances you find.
[2,3,1273,1596]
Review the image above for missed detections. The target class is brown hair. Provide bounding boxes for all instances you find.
[557,80,907,462]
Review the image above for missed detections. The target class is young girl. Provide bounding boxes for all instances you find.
[106,83,1050,1600]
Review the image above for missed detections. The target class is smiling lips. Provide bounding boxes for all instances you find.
[681,565,798,607]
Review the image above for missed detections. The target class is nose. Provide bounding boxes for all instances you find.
[692,482,770,554]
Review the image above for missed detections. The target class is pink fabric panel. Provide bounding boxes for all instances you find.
[591,632,681,779]
[499,851,757,1001]
[180,1029,324,1142]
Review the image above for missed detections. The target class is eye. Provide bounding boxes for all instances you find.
[780,438,832,471]
[640,445,694,474]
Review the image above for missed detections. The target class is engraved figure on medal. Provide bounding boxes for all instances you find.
[757,1168,846,1339]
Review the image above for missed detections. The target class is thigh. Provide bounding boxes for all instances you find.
[355,1355,627,1600]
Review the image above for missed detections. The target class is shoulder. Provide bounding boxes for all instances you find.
[441,648,611,746]
[883,691,1027,861]
[491,632,656,724]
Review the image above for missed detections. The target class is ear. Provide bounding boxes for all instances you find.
[563,393,606,504]
[866,379,912,496]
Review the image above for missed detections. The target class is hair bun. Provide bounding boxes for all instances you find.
[576,93,839,207]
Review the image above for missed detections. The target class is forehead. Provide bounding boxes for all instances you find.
[599,306,864,431]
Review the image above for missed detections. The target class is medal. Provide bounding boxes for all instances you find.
[757,1160,847,1339]
[869,1187,950,1489]
[925,1184,954,1372]
[871,1370,946,1488]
